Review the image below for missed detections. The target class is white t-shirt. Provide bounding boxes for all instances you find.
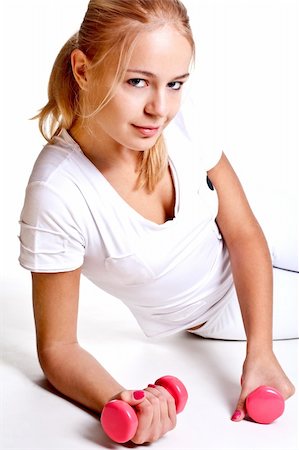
[19,115,234,337]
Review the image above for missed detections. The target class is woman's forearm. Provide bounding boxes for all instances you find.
[226,225,274,353]
[38,342,124,413]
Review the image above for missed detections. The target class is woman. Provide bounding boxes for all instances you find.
[19,0,295,444]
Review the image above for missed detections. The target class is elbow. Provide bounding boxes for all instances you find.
[37,345,60,382]
[36,341,78,385]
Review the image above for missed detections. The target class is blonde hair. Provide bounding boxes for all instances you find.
[37,0,195,191]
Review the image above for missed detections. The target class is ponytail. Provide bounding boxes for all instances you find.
[137,135,168,192]
[36,33,79,142]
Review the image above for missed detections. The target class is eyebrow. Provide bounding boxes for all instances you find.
[126,69,190,79]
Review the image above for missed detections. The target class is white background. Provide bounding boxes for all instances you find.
[0,0,298,281]
[0,2,298,449]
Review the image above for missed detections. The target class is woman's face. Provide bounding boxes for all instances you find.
[87,25,193,152]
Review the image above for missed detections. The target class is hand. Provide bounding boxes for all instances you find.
[114,384,177,444]
[231,349,295,421]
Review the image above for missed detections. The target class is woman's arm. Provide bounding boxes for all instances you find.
[31,269,177,443]
[32,269,125,411]
[208,153,295,420]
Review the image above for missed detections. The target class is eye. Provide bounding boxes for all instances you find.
[128,78,147,88]
[167,81,183,90]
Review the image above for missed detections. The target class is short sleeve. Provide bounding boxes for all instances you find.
[19,181,86,272]
[174,95,223,171]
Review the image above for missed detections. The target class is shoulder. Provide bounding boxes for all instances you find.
[21,131,92,235]
[28,130,83,185]
[24,130,100,213]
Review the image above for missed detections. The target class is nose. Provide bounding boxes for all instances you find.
[144,89,168,118]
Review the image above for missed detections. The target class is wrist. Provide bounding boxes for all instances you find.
[246,339,273,359]
[244,346,276,373]
[106,387,126,403]
[245,328,273,354]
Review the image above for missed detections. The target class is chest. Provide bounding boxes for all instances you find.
[105,165,176,225]
[82,155,219,258]
[83,169,221,291]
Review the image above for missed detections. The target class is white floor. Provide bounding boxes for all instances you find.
[1,273,298,450]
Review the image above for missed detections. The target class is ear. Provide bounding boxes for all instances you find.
[71,49,90,90]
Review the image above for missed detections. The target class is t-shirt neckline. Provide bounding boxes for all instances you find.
[60,129,180,228]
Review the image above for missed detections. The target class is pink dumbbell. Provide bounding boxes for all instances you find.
[101,375,188,443]
[246,385,285,424]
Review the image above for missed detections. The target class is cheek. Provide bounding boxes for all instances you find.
[99,101,126,124]
[110,95,138,119]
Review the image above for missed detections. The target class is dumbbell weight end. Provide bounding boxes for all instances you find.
[246,385,285,424]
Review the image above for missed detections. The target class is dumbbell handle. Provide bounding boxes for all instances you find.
[246,385,285,424]
[101,375,188,443]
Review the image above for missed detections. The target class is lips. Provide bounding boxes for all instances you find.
[132,124,161,137]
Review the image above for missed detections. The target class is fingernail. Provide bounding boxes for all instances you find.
[133,390,145,400]
[148,384,156,388]
[231,410,242,421]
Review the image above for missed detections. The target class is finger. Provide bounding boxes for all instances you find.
[231,392,247,422]
[117,389,146,406]
[231,408,245,422]
[146,385,170,436]
[147,384,176,428]
[133,393,157,444]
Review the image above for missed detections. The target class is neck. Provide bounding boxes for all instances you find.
[69,121,141,174]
